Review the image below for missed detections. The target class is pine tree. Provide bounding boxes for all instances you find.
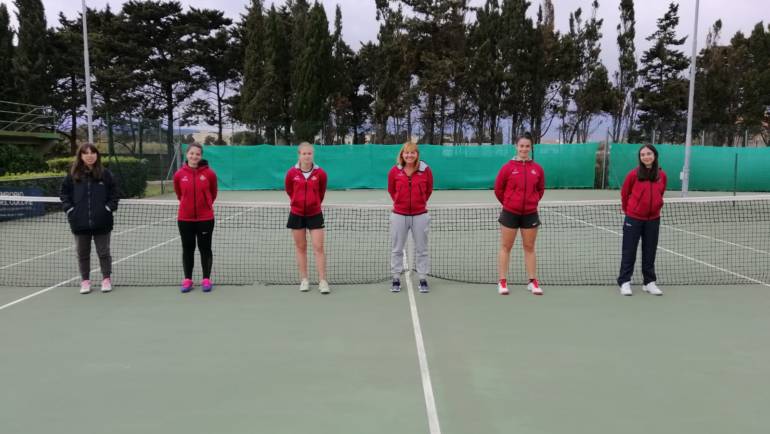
[610,0,637,142]
[238,0,265,131]
[635,2,689,143]
[12,0,49,105]
[0,4,15,102]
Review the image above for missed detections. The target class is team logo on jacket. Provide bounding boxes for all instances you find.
[531,170,537,175]
[311,176,317,181]
[182,176,189,182]
[200,175,206,181]
[512,170,519,175]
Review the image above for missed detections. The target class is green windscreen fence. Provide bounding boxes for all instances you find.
[609,144,770,192]
[191,143,599,190]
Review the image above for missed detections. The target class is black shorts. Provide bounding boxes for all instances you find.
[498,210,540,229]
[287,212,325,230]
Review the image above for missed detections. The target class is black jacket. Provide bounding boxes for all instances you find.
[60,169,120,235]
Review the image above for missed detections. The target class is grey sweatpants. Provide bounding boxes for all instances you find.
[75,233,112,281]
[390,212,431,280]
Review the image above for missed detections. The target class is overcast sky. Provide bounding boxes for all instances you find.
[1,0,767,75]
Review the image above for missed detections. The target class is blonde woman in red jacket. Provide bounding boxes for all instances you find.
[494,133,545,296]
[173,143,218,293]
[285,142,330,294]
[618,144,667,296]
[387,141,434,293]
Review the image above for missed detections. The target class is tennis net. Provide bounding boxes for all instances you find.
[1,194,769,287]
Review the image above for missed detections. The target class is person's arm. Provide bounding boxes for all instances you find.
[494,164,508,204]
[209,170,218,202]
[536,166,545,200]
[105,170,119,211]
[387,169,397,201]
[620,171,634,213]
[424,167,434,200]
[173,171,182,201]
[284,170,293,198]
[318,170,327,203]
[59,175,74,214]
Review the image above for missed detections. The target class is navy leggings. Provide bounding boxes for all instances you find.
[618,216,660,286]
[178,220,214,279]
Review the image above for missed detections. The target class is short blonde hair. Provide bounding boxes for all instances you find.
[396,141,419,166]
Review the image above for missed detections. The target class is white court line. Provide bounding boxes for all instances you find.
[404,249,442,434]
[582,205,770,257]
[0,206,262,312]
[547,209,770,288]
[0,217,177,271]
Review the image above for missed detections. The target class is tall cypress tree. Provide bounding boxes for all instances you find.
[610,0,637,142]
[329,5,355,144]
[291,2,332,142]
[13,0,49,106]
[238,0,265,131]
[0,4,15,102]
[256,5,292,144]
[635,2,689,142]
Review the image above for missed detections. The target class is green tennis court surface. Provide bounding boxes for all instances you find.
[2,280,769,434]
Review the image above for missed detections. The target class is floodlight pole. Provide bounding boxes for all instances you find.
[681,0,700,197]
[82,0,94,144]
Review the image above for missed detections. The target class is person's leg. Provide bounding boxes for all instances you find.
[498,227,518,281]
[641,219,661,285]
[390,213,410,280]
[520,228,539,280]
[310,228,326,282]
[177,221,197,280]
[196,220,215,279]
[412,213,431,280]
[74,234,92,281]
[617,216,643,286]
[292,229,309,281]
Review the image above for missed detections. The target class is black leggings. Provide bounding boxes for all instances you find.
[178,220,215,279]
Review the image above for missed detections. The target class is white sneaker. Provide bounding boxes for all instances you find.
[79,280,91,294]
[643,282,663,296]
[299,279,310,292]
[101,277,112,293]
[497,280,509,295]
[619,281,632,296]
[527,279,543,295]
[319,280,330,294]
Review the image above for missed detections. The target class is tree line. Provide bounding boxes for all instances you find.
[0,0,768,155]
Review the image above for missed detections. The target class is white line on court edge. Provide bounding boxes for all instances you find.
[0,206,261,312]
[548,210,770,288]
[404,250,442,434]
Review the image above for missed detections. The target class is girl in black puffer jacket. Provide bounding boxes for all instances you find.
[60,143,120,294]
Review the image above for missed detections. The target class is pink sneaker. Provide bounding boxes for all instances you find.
[80,280,91,294]
[528,279,543,295]
[201,278,213,292]
[497,279,509,295]
[101,277,112,292]
[180,278,193,293]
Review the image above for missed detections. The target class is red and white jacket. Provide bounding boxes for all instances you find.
[494,158,545,215]
[285,164,328,216]
[173,160,218,221]
[388,161,433,216]
[621,168,667,221]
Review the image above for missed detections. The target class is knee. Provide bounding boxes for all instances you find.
[312,244,324,256]
[522,242,535,254]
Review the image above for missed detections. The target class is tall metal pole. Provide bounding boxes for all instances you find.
[81,0,94,144]
[681,0,700,197]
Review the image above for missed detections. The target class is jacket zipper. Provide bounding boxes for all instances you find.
[408,174,412,215]
[521,161,528,213]
[87,176,93,229]
[193,168,198,220]
[304,169,309,215]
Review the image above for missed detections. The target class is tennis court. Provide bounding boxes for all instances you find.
[2,189,769,434]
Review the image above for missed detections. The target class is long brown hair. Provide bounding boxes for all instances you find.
[70,143,104,181]
[396,141,420,167]
[636,144,660,181]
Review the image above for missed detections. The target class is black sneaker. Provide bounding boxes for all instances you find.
[419,279,429,293]
[391,279,401,293]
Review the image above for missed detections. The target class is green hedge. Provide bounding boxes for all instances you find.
[46,156,148,198]
[0,144,48,175]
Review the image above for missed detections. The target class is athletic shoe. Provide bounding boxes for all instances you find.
[619,281,632,296]
[419,279,429,293]
[201,278,213,292]
[180,278,193,293]
[497,279,509,295]
[299,279,310,292]
[643,282,663,296]
[319,280,330,294]
[101,277,112,293]
[527,279,543,295]
[80,280,91,294]
[391,279,401,293]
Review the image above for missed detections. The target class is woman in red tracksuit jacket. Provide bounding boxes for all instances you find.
[173,143,218,293]
[285,142,330,294]
[494,133,545,296]
[618,144,667,296]
[387,141,434,294]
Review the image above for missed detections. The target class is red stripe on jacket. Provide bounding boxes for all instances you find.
[621,168,667,220]
[174,162,218,221]
[285,165,327,216]
[388,162,433,216]
[494,159,545,215]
